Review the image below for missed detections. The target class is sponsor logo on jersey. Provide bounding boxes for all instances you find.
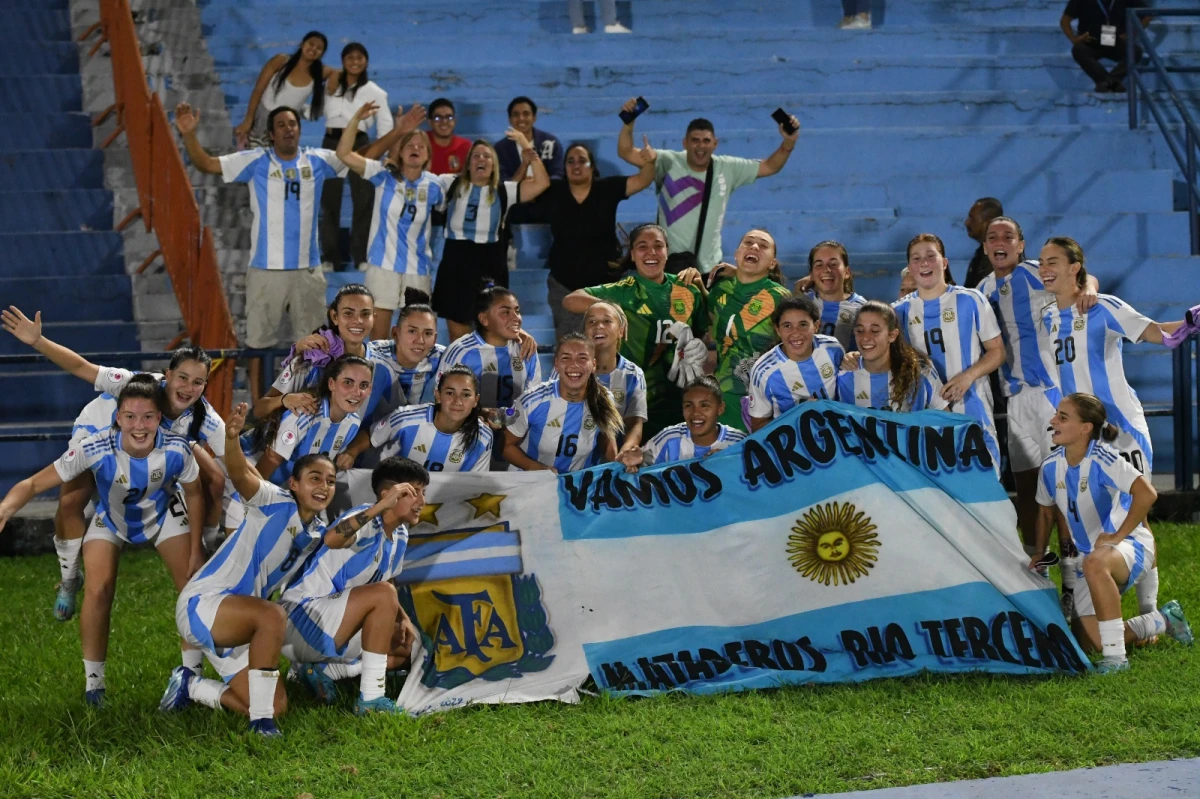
[449,449,463,464]
[484,363,498,373]
[942,308,956,323]
[856,391,869,400]
[1056,481,1066,490]
[150,468,163,483]
[109,369,125,384]
[613,389,625,404]
[512,358,524,372]
[283,430,296,446]
[405,188,416,202]
[415,444,428,453]
[838,309,852,322]
[270,169,283,179]
[636,304,653,315]
[1000,283,1011,296]
[819,364,835,379]
[287,525,299,539]
[1073,318,1086,331]
[300,166,312,180]
[63,448,77,463]
[583,417,596,431]
[909,316,921,326]
[418,187,428,203]
[285,168,297,180]
[332,436,344,451]
[792,380,805,393]
[1079,477,1088,492]
[548,418,562,428]
[116,474,128,485]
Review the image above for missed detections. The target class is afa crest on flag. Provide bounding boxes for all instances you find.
[335,402,1090,716]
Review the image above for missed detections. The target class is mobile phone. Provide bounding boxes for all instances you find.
[772,107,798,135]
[619,96,650,125]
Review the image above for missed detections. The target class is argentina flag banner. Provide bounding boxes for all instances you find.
[343,401,1089,716]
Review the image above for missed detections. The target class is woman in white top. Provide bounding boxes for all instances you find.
[319,42,394,273]
[233,31,331,148]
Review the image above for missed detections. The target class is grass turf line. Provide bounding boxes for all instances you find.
[0,523,1197,799]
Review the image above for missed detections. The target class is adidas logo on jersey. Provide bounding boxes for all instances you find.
[908,316,921,326]
[548,418,562,428]
[636,304,653,315]
[484,363,498,372]
[415,444,428,453]
[116,474,128,485]
[856,391,869,400]
[792,381,804,392]
[1056,481,1066,490]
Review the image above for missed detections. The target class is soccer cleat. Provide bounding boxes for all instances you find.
[297,663,339,705]
[354,695,401,716]
[53,578,80,622]
[159,666,193,712]
[1095,658,1130,675]
[84,688,106,707]
[1161,600,1194,646]
[248,718,282,737]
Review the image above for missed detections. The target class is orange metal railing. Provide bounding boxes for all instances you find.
[85,0,238,415]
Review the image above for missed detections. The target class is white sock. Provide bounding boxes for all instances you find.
[181,649,203,675]
[247,668,278,721]
[1098,618,1127,662]
[1023,543,1041,558]
[1136,567,1159,614]
[359,651,388,702]
[323,661,361,681]
[55,536,82,583]
[1061,555,1081,592]
[83,659,105,691]
[188,676,228,710]
[1126,610,1167,642]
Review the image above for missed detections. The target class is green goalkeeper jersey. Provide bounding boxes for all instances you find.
[707,276,792,430]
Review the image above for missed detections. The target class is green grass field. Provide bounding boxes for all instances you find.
[2,524,1198,799]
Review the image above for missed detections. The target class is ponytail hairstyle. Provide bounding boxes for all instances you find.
[557,332,623,442]
[335,42,369,102]
[318,283,375,337]
[854,301,932,411]
[115,373,167,418]
[250,354,372,453]
[397,287,436,326]
[434,365,484,453]
[272,31,327,121]
[1064,392,1120,442]
[616,223,668,273]
[807,239,854,294]
[1044,236,1089,289]
[906,232,955,285]
[167,345,213,442]
[291,452,336,487]
[584,300,629,344]
[986,216,1026,259]
[473,281,518,335]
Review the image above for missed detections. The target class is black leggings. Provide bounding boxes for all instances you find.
[319,129,373,268]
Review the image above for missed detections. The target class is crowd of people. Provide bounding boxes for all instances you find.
[0,29,1196,737]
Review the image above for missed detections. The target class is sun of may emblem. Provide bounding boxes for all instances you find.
[786,502,880,586]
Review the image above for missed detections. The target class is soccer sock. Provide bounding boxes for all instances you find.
[55,536,82,583]
[1023,543,1041,558]
[360,651,388,702]
[1136,567,1160,615]
[83,659,105,692]
[1126,610,1167,642]
[247,668,279,721]
[1098,618,1127,662]
[181,649,203,676]
[323,661,361,681]
[188,677,228,710]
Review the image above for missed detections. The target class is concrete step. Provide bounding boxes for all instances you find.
[0,10,71,41]
[0,231,125,276]
[0,113,94,150]
[0,149,104,189]
[0,40,79,73]
[0,276,133,322]
[0,190,113,233]
[8,75,82,112]
[0,321,140,365]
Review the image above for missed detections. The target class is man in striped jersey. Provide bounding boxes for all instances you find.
[176,103,347,398]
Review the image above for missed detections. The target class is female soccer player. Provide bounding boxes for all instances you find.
[747,295,845,431]
[338,365,493,472]
[255,284,398,424]
[893,233,1004,462]
[618,376,746,471]
[232,32,331,147]
[836,302,950,413]
[163,403,337,736]
[432,135,551,341]
[1031,393,1192,672]
[440,284,542,411]
[1,306,225,620]
[503,334,623,472]
[797,240,866,351]
[249,355,371,484]
[562,224,708,437]
[376,290,444,407]
[581,301,648,451]
[0,376,205,706]
[279,458,425,715]
[707,228,793,431]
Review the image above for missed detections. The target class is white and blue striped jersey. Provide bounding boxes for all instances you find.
[375,340,444,407]
[645,423,746,464]
[835,367,950,413]
[977,260,1060,399]
[1041,295,1155,462]
[219,147,347,270]
[265,398,361,483]
[71,367,226,457]
[1037,441,1149,558]
[807,291,866,351]
[552,355,647,421]
[54,429,199,545]
[509,379,609,472]
[747,337,844,420]
[362,162,447,276]
[440,332,542,408]
[282,503,409,602]
[369,404,493,472]
[182,480,327,603]
[271,340,396,422]
[443,178,520,244]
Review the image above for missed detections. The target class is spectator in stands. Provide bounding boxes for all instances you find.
[570,0,632,33]
[839,1,872,30]
[617,99,800,273]
[233,32,331,149]
[1061,0,1151,93]
[176,103,344,399]
[428,98,471,175]
[319,43,391,273]
[898,266,916,299]
[496,96,564,182]
[964,196,1003,288]
[543,141,658,341]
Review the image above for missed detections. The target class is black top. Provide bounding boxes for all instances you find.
[542,176,630,290]
[1064,0,1136,37]
[964,245,992,289]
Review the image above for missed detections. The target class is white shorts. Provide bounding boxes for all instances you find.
[176,591,254,683]
[244,266,328,349]
[1007,386,1057,473]
[363,265,433,312]
[82,493,190,547]
[280,594,355,663]
[1073,526,1156,617]
[1112,427,1153,475]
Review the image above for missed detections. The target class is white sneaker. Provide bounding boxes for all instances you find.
[604,23,632,33]
[572,26,588,34]
[356,261,369,272]
[839,13,871,30]
[321,261,335,273]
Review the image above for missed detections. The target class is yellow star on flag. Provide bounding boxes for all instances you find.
[417,502,443,527]
[465,492,506,519]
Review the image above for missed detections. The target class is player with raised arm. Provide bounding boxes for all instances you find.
[836,302,950,413]
[617,376,746,472]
